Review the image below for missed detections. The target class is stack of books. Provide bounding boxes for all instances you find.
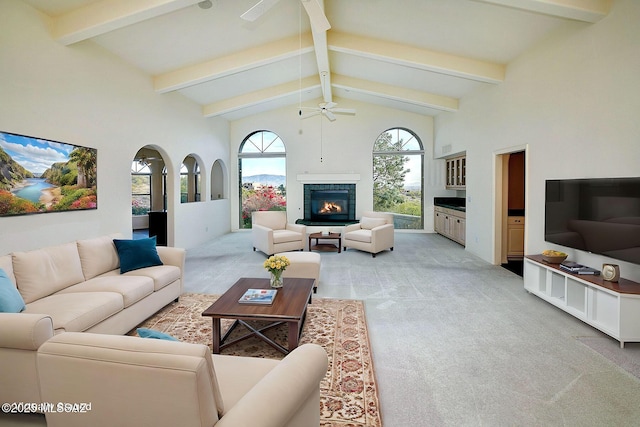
[238,289,277,304]
[559,261,600,276]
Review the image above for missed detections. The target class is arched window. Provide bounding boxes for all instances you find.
[180,155,202,203]
[210,159,225,200]
[373,128,424,229]
[131,160,151,215]
[238,131,287,229]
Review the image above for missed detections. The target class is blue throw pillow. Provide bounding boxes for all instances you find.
[0,268,26,313]
[137,328,179,341]
[113,237,163,274]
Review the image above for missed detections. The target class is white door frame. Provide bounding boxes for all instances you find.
[492,144,528,265]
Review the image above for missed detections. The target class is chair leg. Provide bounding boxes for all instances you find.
[253,247,256,251]
[390,247,394,251]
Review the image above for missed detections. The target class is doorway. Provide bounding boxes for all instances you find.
[132,147,167,243]
[494,148,526,276]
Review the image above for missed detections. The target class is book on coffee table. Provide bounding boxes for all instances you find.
[238,289,277,305]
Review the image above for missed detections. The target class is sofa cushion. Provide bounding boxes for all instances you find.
[137,328,179,341]
[13,242,85,304]
[0,268,25,313]
[24,292,123,333]
[113,237,163,274]
[56,276,154,308]
[98,265,181,291]
[77,234,122,280]
[360,217,386,230]
[345,229,372,243]
[126,265,181,291]
[273,230,302,244]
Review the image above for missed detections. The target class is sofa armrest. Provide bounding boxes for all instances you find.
[216,344,328,427]
[252,223,274,254]
[0,313,53,350]
[285,223,306,235]
[371,223,395,251]
[344,223,361,234]
[156,246,186,271]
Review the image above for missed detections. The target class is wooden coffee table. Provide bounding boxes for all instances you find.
[309,231,342,253]
[202,277,315,355]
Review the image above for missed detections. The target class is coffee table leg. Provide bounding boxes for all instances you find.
[288,321,299,352]
[212,318,221,354]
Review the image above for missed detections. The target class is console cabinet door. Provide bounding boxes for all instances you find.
[434,207,465,246]
[434,208,446,234]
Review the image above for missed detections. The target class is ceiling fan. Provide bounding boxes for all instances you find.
[298,101,356,122]
[241,0,331,33]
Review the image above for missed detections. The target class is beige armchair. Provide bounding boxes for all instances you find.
[37,332,328,427]
[252,211,306,256]
[343,211,395,257]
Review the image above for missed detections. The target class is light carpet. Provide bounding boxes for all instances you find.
[130,293,382,427]
[576,336,640,380]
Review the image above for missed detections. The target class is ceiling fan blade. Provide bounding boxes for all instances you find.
[322,109,336,121]
[321,101,337,109]
[332,108,357,115]
[241,0,281,22]
[299,110,321,119]
[301,0,331,32]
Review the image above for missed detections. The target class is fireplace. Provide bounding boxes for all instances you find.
[311,190,349,221]
[301,184,356,225]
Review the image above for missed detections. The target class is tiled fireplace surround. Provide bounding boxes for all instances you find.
[296,173,360,225]
[303,183,356,222]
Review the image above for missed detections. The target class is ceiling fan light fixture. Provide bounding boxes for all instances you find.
[198,0,213,10]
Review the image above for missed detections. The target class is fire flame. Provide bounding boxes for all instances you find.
[319,202,342,214]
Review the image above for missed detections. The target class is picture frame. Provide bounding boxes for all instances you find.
[0,130,97,217]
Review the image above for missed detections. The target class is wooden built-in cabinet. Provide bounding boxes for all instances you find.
[446,155,466,189]
[507,217,524,259]
[434,206,465,246]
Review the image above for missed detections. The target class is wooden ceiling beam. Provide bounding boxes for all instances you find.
[328,32,505,85]
[154,34,315,93]
[472,0,612,23]
[53,0,201,45]
[203,75,319,117]
[332,74,459,113]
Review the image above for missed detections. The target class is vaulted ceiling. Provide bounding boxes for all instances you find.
[22,0,611,121]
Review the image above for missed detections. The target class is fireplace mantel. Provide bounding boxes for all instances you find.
[296,173,360,184]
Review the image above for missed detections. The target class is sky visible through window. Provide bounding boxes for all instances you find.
[242,157,285,177]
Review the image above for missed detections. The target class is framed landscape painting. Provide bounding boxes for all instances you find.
[0,131,97,217]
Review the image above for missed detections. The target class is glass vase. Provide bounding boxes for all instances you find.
[270,271,283,288]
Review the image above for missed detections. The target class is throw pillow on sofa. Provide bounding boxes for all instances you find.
[0,268,25,313]
[113,237,163,274]
[137,328,179,341]
[360,217,387,230]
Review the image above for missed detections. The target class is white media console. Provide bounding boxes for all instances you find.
[524,255,640,348]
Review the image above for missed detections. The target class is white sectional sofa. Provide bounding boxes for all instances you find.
[0,234,185,405]
[37,333,328,427]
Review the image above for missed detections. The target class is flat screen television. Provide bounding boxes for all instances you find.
[545,177,640,265]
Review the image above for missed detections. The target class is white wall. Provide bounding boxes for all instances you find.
[434,0,640,281]
[230,100,442,231]
[0,2,231,254]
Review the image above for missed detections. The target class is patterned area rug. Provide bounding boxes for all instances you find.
[130,293,382,427]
